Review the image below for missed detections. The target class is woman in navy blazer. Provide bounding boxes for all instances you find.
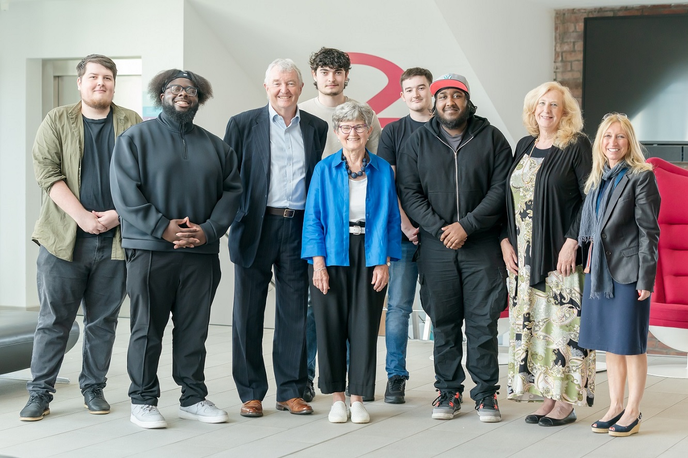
[578,113,660,437]
[302,101,401,424]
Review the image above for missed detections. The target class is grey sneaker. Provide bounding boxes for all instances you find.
[130,404,167,429]
[83,388,110,415]
[20,393,51,421]
[476,393,502,423]
[432,391,461,420]
[179,400,229,424]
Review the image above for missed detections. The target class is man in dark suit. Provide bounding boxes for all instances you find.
[224,59,328,418]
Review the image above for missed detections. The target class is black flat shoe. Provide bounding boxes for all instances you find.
[538,409,576,427]
[591,410,625,433]
[609,413,641,437]
[525,414,545,424]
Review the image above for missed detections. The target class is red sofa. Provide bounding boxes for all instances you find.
[646,158,688,377]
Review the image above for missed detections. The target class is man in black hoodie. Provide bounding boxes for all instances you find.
[111,69,242,429]
[397,74,512,423]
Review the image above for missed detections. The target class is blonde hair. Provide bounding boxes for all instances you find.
[585,113,653,193]
[522,81,583,149]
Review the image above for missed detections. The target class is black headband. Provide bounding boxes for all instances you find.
[162,71,193,93]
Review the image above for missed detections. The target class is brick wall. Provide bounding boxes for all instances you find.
[554,3,688,107]
[555,3,688,356]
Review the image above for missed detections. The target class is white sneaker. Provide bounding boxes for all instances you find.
[350,401,370,424]
[328,401,349,423]
[130,404,167,429]
[179,400,229,424]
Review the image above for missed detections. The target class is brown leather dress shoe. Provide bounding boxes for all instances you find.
[276,397,313,415]
[240,400,263,417]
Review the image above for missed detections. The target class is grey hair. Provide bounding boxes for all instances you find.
[332,101,375,131]
[264,58,303,85]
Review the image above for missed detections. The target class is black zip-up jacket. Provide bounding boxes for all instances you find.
[397,115,513,243]
[110,111,242,254]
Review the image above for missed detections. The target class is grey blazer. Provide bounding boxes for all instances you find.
[590,170,661,291]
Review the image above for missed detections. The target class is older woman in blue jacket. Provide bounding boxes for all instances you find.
[302,101,401,424]
[578,113,660,437]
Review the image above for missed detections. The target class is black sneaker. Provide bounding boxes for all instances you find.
[431,391,461,420]
[476,393,502,423]
[83,388,110,415]
[20,393,51,421]
[384,375,406,404]
[303,379,315,403]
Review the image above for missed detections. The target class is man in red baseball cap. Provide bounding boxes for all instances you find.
[397,72,513,423]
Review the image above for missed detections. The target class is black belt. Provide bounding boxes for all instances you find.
[266,207,303,218]
[349,221,365,227]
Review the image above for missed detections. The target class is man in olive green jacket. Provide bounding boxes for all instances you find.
[21,54,142,422]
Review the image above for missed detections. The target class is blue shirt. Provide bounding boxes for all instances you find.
[267,104,307,209]
[302,151,402,267]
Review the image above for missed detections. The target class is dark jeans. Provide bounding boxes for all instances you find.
[417,234,506,402]
[28,236,125,399]
[126,249,220,407]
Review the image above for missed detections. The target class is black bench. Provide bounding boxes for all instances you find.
[0,310,80,375]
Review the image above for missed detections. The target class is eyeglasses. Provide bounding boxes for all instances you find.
[165,84,198,96]
[338,124,368,134]
[602,112,627,120]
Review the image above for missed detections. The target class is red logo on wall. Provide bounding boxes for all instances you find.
[348,52,404,128]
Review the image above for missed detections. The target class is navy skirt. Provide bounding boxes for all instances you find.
[579,274,650,355]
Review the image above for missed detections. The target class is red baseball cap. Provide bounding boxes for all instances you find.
[430,73,470,97]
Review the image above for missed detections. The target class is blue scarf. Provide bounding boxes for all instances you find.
[578,162,628,299]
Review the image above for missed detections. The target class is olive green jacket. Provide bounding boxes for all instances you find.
[31,101,142,261]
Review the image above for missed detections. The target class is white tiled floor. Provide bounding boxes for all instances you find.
[1,319,686,457]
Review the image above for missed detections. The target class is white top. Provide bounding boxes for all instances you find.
[298,96,382,158]
[348,177,367,223]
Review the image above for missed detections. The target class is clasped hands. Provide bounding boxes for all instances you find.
[162,216,207,249]
[440,222,467,250]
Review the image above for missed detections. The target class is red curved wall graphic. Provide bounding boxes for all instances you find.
[348,52,404,128]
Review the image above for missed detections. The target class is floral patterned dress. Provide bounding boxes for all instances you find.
[506,150,595,407]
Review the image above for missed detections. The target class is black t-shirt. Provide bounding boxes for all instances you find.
[378,115,426,241]
[78,110,115,237]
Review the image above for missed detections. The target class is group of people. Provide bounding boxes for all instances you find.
[21,49,661,438]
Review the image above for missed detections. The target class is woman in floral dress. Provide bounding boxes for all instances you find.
[500,82,594,427]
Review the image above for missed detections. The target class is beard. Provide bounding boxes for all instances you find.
[82,97,111,111]
[438,106,470,131]
[162,101,198,125]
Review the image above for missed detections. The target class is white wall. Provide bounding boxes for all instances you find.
[0,0,555,312]
[0,0,183,308]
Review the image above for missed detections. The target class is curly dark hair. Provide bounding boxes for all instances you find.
[148,69,213,107]
[309,47,351,73]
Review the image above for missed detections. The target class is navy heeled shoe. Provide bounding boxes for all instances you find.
[591,409,625,433]
[609,413,642,437]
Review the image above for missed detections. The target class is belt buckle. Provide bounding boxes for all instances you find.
[352,225,362,235]
[283,209,295,218]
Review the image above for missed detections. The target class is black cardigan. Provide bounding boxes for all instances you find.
[503,133,592,289]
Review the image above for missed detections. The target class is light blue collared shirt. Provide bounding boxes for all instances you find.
[267,104,306,209]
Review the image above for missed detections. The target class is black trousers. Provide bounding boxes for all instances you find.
[310,234,386,398]
[126,249,221,407]
[232,214,308,403]
[417,233,506,402]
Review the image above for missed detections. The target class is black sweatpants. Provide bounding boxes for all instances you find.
[310,234,386,399]
[417,233,507,402]
[125,249,221,407]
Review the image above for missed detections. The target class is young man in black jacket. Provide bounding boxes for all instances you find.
[111,69,242,429]
[397,74,512,423]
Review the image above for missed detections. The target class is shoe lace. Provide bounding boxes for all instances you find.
[477,393,498,411]
[29,393,50,404]
[390,377,405,391]
[432,391,456,407]
[90,388,104,398]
